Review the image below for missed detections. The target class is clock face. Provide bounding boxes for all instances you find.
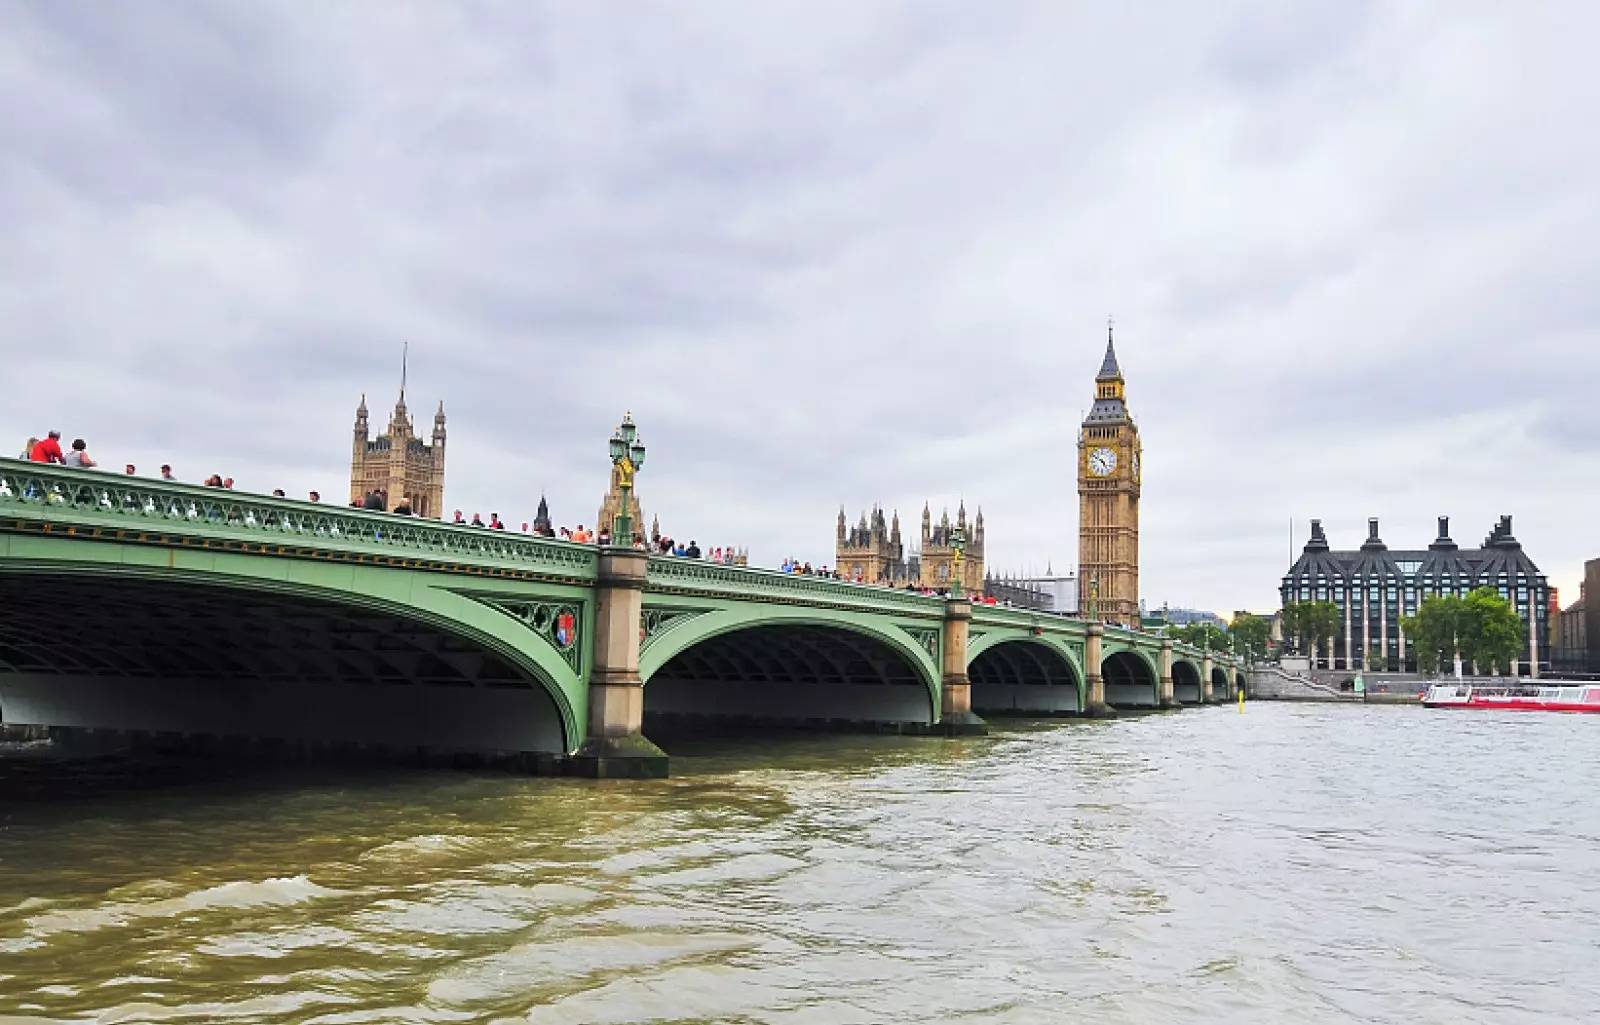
[1089,447,1118,477]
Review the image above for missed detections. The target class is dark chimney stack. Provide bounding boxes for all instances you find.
[1430,514,1459,551]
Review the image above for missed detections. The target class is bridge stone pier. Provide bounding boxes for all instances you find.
[0,460,1242,777]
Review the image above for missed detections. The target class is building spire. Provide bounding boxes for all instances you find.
[400,341,408,403]
[1097,317,1123,380]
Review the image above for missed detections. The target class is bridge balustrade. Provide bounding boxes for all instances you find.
[0,458,598,577]
[647,556,945,614]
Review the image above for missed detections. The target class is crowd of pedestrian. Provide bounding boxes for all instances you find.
[19,429,322,501]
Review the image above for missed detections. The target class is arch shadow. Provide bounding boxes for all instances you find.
[1235,671,1247,697]
[0,571,574,758]
[643,622,937,730]
[1173,659,1202,704]
[1104,650,1159,708]
[969,639,1083,716]
[1211,666,1231,698]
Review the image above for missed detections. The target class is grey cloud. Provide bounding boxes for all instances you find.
[3,1,1597,612]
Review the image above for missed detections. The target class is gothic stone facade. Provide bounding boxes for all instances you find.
[350,392,446,518]
[1077,328,1142,627]
[835,502,984,591]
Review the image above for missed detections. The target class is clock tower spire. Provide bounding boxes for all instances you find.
[1077,320,1142,626]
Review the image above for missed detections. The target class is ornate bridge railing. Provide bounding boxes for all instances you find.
[645,556,946,616]
[970,604,1080,630]
[0,458,599,581]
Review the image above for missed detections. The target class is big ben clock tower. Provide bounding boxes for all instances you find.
[1077,323,1141,626]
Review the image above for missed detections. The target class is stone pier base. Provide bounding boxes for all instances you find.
[567,734,669,778]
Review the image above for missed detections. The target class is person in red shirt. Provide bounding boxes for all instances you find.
[30,431,64,464]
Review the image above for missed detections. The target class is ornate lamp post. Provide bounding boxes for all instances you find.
[607,412,646,547]
[949,522,967,600]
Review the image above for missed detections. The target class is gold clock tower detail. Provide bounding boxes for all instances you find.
[1077,324,1141,626]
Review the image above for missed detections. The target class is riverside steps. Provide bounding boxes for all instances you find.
[0,459,1245,776]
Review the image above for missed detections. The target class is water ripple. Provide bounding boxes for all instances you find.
[1,706,1598,1022]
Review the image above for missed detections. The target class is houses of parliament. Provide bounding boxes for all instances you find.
[833,324,1143,625]
[835,502,986,591]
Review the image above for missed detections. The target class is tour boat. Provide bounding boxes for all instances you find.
[1421,682,1600,712]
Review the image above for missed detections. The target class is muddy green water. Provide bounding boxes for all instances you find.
[1,704,1597,1024]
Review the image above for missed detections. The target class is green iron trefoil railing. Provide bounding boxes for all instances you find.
[646,555,946,613]
[0,458,599,577]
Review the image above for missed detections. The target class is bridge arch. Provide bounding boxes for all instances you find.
[1211,665,1231,699]
[1103,647,1160,708]
[0,564,583,757]
[638,607,940,729]
[1173,658,1203,704]
[967,637,1083,716]
[1235,670,1247,697]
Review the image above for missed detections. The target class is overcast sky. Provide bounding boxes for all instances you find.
[3,2,1596,614]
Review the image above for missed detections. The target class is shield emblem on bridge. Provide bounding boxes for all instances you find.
[555,611,575,649]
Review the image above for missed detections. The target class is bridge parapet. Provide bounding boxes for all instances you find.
[0,459,599,581]
[645,556,944,616]
[970,605,1079,631]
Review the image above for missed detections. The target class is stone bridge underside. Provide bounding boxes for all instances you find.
[1104,650,1159,708]
[644,624,935,729]
[968,640,1081,716]
[1174,659,1202,704]
[0,574,569,760]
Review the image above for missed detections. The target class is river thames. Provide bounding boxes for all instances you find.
[1,703,1596,1024]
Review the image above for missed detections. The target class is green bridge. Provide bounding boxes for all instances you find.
[0,459,1244,776]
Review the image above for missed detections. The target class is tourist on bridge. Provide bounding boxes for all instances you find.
[470,513,485,527]
[362,489,385,511]
[597,527,611,545]
[489,513,504,530]
[393,497,413,516]
[61,439,97,469]
[308,490,320,503]
[686,540,701,558]
[160,464,175,480]
[452,509,465,524]
[29,431,64,464]
[124,464,136,475]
